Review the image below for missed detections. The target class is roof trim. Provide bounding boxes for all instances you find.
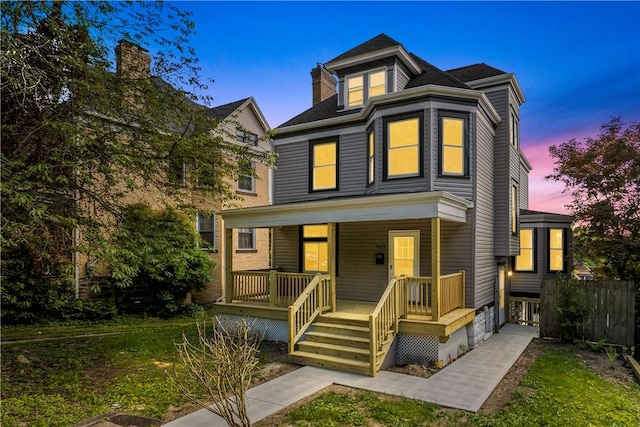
[220,191,473,228]
[325,45,422,75]
[520,151,533,171]
[520,209,573,224]
[463,73,526,105]
[276,84,501,135]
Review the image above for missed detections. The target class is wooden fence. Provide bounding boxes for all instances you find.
[539,279,636,347]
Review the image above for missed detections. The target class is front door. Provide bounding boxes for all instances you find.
[498,265,506,326]
[389,230,420,281]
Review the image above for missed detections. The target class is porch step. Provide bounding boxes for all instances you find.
[297,341,370,362]
[310,322,370,338]
[289,351,370,376]
[304,331,370,349]
[318,314,369,328]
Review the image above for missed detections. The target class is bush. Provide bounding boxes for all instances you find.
[48,295,118,322]
[555,275,592,342]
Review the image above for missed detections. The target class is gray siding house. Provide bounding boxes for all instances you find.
[216,34,572,376]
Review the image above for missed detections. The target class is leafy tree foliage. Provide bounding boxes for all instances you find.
[1,1,273,322]
[108,204,215,317]
[547,117,640,282]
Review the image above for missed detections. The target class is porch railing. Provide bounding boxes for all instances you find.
[288,274,332,354]
[369,277,403,376]
[508,296,540,326]
[230,271,319,306]
[398,270,465,320]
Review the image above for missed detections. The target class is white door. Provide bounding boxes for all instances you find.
[498,265,506,326]
[389,231,420,281]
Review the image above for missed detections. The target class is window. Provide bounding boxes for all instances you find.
[367,129,375,184]
[310,140,337,191]
[197,213,215,250]
[236,128,258,146]
[511,184,518,234]
[346,69,386,107]
[439,113,468,176]
[515,228,534,271]
[510,112,519,148]
[168,158,186,185]
[385,116,420,178]
[237,228,255,250]
[302,224,328,272]
[237,161,255,193]
[549,228,565,272]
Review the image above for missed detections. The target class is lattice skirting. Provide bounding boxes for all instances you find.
[216,314,289,342]
[396,334,439,366]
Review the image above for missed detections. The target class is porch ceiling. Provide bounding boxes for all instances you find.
[220,191,473,229]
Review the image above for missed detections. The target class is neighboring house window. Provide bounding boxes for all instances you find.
[197,213,215,250]
[510,112,519,148]
[515,228,535,271]
[549,228,565,272]
[168,158,186,185]
[511,184,518,234]
[237,161,255,193]
[367,129,375,185]
[302,224,328,272]
[439,112,468,176]
[236,128,258,146]
[310,140,337,191]
[237,228,255,250]
[385,115,421,179]
[346,69,386,107]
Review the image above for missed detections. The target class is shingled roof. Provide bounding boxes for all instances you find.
[446,63,507,82]
[326,33,402,64]
[406,53,471,90]
[207,97,250,119]
[278,94,354,128]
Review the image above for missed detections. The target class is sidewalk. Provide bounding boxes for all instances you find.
[163,324,538,426]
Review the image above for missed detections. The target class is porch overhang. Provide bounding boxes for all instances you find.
[220,191,473,229]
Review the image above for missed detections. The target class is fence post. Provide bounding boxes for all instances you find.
[460,269,466,309]
[269,270,277,306]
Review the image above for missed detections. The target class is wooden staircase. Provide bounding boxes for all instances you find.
[289,314,393,376]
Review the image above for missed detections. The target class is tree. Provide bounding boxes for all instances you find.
[1,1,274,321]
[170,319,261,427]
[546,117,640,282]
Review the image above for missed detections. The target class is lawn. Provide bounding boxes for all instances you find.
[2,316,639,427]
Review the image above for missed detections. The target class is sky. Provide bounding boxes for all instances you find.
[172,1,640,214]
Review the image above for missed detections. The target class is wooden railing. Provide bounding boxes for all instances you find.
[288,274,331,354]
[369,277,402,376]
[508,296,540,326]
[398,270,465,321]
[231,271,318,306]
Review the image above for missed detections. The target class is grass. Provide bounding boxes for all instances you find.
[276,347,640,427]
[1,314,207,426]
[3,317,639,427]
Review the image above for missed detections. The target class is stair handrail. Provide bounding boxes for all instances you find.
[368,276,400,376]
[287,273,330,354]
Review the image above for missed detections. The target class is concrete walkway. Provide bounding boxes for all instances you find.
[163,324,538,426]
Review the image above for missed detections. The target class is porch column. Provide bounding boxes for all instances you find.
[431,217,441,321]
[327,222,337,312]
[224,228,234,303]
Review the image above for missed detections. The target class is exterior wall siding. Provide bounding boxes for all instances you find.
[473,111,497,308]
[272,225,299,272]
[440,220,474,307]
[395,61,411,91]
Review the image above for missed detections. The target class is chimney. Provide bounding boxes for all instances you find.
[115,40,151,80]
[311,64,336,106]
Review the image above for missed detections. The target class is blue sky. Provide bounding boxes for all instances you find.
[174,1,640,213]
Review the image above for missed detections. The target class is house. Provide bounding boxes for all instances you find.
[215,34,572,376]
[76,41,272,307]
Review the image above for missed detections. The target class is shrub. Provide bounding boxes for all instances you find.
[555,275,592,342]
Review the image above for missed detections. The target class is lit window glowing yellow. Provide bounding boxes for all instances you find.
[388,118,419,177]
[549,228,564,271]
[442,117,464,175]
[303,224,328,238]
[304,242,328,272]
[393,236,415,277]
[312,142,336,190]
[515,229,534,271]
[347,75,363,107]
[368,131,375,184]
[369,70,386,98]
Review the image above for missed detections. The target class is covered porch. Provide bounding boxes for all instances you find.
[217,191,476,375]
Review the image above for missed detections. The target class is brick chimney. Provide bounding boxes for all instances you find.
[311,64,336,106]
[115,40,151,79]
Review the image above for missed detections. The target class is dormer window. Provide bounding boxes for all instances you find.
[345,69,386,107]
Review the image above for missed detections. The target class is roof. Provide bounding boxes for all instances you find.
[406,53,471,90]
[326,34,402,64]
[278,94,354,128]
[207,98,251,119]
[447,63,507,82]
[520,209,573,222]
